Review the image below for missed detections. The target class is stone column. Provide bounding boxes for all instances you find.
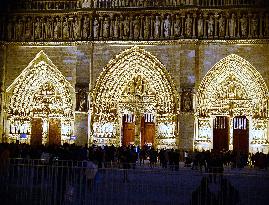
[0,45,6,142]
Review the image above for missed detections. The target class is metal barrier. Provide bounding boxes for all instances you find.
[0,158,268,205]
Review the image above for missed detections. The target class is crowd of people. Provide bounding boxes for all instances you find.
[0,142,269,172]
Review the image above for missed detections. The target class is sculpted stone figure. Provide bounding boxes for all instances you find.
[174,15,181,37]
[250,14,258,37]
[62,17,69,40]
[34,17,42,40]
[207,15,214,37]
[113,16,120,38]
[185,14,192,37]
[154,16,161,39]
[240,14,248,37]
[144,16,151,39]
[218,14,225,37]
[163,15,171,38]
[102,17,110,38]
[123,16,130,39]
[93,17,99,39]
[25,17,33,40]
[133,16,140,39]
[197,14,203,37]
[73,16,81,39]
[229,13,236,37]
[82,16,90,39]
[54,17,61,39]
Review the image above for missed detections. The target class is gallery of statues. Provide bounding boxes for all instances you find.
[0,0,269,153]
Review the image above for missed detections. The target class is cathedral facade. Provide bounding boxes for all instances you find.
[0,0,269,153]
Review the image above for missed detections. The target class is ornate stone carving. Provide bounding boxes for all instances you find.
[163,15,171,39]
[207,15,214,37]
[197,14,204,37]
[229,13,237,38]
[76,88,88,112]
[181,88,193,112]
[185,14,193,37]
[240,14,248,37]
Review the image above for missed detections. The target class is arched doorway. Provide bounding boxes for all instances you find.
[195,54,269,153]
[91,46,178,148]
[6,51,74,145]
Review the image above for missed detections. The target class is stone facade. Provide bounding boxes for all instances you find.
[0,0,268,152]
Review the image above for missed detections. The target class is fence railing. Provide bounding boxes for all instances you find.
[0,158,268,205]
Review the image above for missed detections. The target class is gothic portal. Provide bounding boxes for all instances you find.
[91,47,179,148]
[195,54,269,153]
[6,51,74,145]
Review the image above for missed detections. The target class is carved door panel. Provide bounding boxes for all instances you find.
[122,114,135,146]
[233,116,249,153]
[49,118,61,145]
[213,116,229,151]
[141,115,155,146]
[31,118,43,145]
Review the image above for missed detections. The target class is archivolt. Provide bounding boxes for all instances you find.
[7,50,74,118]
[197,54,268,115]
[92,46,178,114]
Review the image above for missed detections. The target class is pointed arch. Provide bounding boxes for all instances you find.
[92,46,178,113]
[7,50,74,118]
[197,54,268,115]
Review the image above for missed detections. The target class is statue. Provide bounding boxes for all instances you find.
[62,17,69,40]
[185,14,192,37]
[144,16,151,39]
[77,89,88,112]
[251,14,258,37]
[102,17,110,38]
[174,15,181,37]
[229,13,236,37]
[113,16,120,38]
[34,17,42,40]
[163,15,171,38]
[82,16,90,39]
[18,18,25,40]
[154,16,161,39]
[54,17,61,40]
[207,15,214,37]
[93,17,99,39]
[25,17,33,40]
[73,16,81,39]
[240,14,248,37]
[133,16,140,39]
[181,89,193,112]
[197,14,203,37]
[123,16,130,39]
[218,14,225,37]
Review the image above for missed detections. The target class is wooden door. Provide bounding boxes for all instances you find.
[49,118,61,145]
[233,116,249,153]
[141,114,155,146]
[213,116,229,152]
[122,114,135,146]
[31,118,43,145]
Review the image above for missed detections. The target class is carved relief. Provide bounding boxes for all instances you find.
[2,10,269,42]
[181,88,193,112]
